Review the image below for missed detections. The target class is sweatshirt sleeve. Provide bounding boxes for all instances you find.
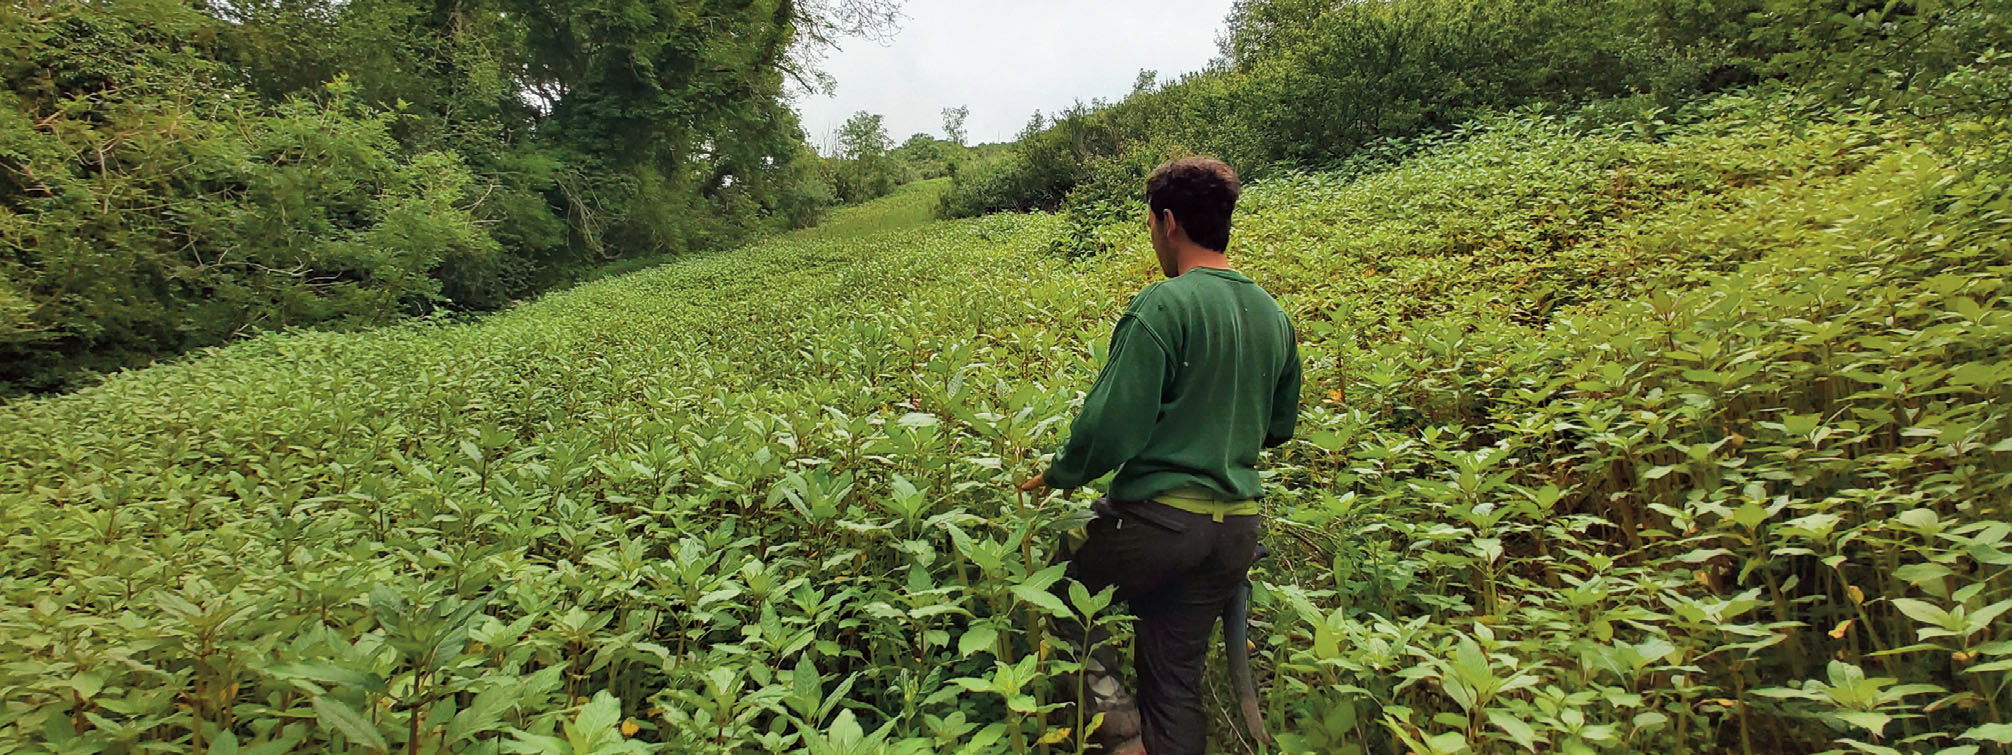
[1043,313,1172,490]
[1263,323,1302,449]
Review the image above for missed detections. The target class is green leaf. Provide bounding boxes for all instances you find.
[1967,598,2012,630]
[446,685,518,744]
[312,696,389,753]
[951,677,996,694]
[1067,580,1114,617]
[1835,710,1891,736]
[896,412,940,428]
[1019,563,1068,593]
[1732,502,1769,530]
[1424,730,1470,754]
[1962,723,2012,743]
[1890,598,1951,627]
[958,623,999,658]
[563,691,627,753]
[1450,636,1498,691]
[1892,563,1954,586]
[827,708,866,744]
[1751,686,1815,701]
[1487,709,1540,751]
[1010,584,1071,618]
[68,669,107,700]
[267,662,388,695]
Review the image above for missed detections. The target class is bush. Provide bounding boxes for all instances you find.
[0,3,496,393]
[943,0,2010,229]
[1,0,859,393]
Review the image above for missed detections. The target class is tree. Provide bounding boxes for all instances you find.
[892,133,958,181]
[838,111,892,160]
[941,105,970,145]
[833,111,896,202]
[1132,69,1158,95]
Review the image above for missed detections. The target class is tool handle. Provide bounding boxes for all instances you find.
[1223,578,1272,745]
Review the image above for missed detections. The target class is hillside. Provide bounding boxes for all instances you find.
[3,94,2009,753]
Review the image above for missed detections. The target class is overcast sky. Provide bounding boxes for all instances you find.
[792,0,1239,152]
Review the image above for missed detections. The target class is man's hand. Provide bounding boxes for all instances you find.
[1017,473,1047,492]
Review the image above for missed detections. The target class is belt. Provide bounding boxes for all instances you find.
[1151,486,1260,522]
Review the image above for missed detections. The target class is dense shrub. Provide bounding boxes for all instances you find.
[942,0,2011,248]
[0,5,496,392]
[0,0,874,393]
[940,0,1757,221]
[890,133,963,183]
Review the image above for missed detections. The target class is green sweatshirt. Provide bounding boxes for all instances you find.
[1044,266,1301,501]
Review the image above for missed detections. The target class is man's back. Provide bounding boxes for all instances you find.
[1107,266,1296,501]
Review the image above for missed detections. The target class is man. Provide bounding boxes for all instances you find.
[1019,157,1301,754]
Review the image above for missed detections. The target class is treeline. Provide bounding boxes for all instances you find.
[942,0,2012,252]
[0,0,915,393]
[824,108,976,204]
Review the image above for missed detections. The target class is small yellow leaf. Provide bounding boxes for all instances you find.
[1036,727,1072,745]
[1828,619,1853,640]
[1953,651,1978,664]
[621,719,640,737]
[1847,585,1864,604]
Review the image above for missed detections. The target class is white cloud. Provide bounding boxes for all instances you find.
[792,0,1238,152]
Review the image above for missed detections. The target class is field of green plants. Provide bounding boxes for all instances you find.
[3,93,2010,753]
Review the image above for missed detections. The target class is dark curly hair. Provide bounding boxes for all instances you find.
[1145,157,1242,252]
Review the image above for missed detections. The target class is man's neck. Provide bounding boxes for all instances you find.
[1173,247,1232,276]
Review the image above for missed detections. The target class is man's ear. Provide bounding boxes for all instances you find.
[1158,208,1178,237]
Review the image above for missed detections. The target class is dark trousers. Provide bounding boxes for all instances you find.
[1061,498,1263,755]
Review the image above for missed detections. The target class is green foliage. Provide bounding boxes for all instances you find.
[831,111,898,203]
[942,0,2011,246]
[1045,139,1188,259]
[890,133,962,183]
[942,105,971,147]
[1754,0,2012,105]
[942,0,1775,221]
[818,115,979,208]
[0,4,496,393]
[2,0,886,393]
[4,96,2009,753]
[1238,96,2012,754]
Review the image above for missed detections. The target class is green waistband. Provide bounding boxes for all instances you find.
[1151,487,1260,521]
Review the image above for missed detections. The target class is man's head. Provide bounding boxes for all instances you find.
[1145,157,1241,277]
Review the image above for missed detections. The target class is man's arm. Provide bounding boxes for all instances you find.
[1039,314,1172,490]
[1263,324,1301,449]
